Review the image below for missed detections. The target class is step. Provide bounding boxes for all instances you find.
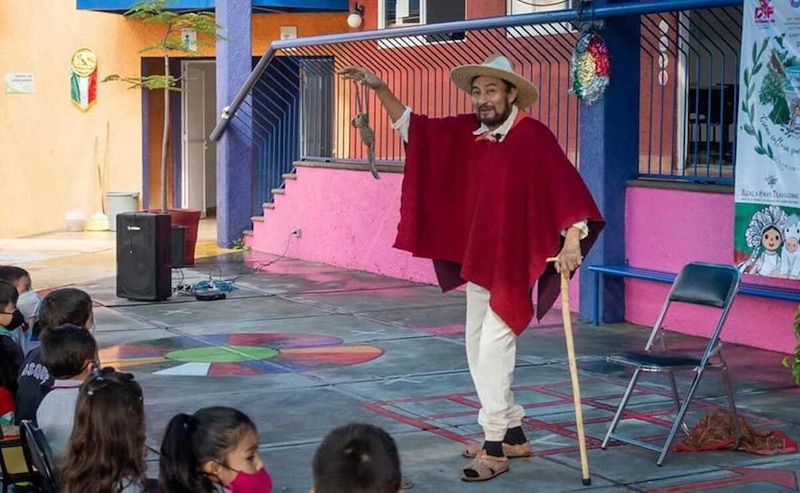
[262,202,275,210]
[271,188,285,195]
[282,173,297,180]
[251,216,264,223]
[242,229,253,237]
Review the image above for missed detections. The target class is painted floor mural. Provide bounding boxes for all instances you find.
[100,332,384,376]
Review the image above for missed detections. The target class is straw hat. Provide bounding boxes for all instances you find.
[450,54,538,109]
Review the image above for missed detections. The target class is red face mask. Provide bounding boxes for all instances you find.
[227,467,272,493]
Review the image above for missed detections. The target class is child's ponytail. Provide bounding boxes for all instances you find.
[159,407,256,493]
[159,413,215,493]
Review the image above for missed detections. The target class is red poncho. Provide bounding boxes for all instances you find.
[393,112,604,334]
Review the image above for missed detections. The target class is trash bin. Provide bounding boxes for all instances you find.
[106,192,140,231]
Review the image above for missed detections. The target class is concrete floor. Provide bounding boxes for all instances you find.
[4,220,800,492]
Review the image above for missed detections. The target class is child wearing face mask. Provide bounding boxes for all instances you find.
[15,287,94,425]
[0,280,24,424]
[36,324,98,466]
[160,407,273,493]
[60,368,148,493]
[0,266,37,352]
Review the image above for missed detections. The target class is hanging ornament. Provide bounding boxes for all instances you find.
[569,27,610,105]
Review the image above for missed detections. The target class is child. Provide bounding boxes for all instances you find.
[36,324,98,465]
[60,368,147,493]
[0,265,39,354]
[0,280,23,410]
[0,266,32,294]
[312,423,403,493]
[160,407,272,493]
[15,287,94,425]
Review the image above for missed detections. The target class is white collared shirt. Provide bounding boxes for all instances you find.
[391,106,589,239]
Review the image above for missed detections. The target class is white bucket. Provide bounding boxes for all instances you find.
[64,211,87,232]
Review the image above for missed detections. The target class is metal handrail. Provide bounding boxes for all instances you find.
[209,0,742,141]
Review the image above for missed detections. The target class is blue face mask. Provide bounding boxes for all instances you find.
[16,291,41,322]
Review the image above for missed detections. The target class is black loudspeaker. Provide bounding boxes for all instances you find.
[116,213,172,301]
[171,226,186,269]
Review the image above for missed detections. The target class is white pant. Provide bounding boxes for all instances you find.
[466,282,525,442]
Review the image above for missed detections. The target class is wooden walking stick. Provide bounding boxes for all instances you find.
[547,257,591,486]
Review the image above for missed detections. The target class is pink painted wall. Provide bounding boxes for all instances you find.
[626,186,798,354]
[248,165,580,312]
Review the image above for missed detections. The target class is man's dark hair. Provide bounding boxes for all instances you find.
[313,423,402,493]
[40,324,97,379]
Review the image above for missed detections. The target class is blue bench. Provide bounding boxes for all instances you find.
[587,264,800,325]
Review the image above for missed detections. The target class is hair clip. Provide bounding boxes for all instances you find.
[87,390,94,396]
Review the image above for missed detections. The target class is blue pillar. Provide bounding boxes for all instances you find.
[578,7,640,323]
[216,0,253,247]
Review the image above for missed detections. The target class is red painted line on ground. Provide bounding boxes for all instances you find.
[647,467,798,493]
[365,377,790,459]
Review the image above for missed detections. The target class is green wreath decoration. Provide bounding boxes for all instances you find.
[742,38,775,160]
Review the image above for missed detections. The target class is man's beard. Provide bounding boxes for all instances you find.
[477,104,511,127]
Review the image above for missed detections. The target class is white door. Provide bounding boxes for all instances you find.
[182,63,208,216]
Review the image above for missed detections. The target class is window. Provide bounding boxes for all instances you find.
[383,0,422,28]
[379,0,466,44]
[506,0,575,36]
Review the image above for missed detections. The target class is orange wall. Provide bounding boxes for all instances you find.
[0,1,166,237]
[0,1,348,236]
[252,12,349,54]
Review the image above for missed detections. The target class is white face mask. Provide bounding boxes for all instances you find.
[16,291,41,322]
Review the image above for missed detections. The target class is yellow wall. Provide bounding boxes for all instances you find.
[0,1,347,238]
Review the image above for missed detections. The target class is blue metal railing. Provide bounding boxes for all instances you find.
[209,0,743,213]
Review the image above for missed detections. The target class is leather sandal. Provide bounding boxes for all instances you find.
[461,450,510,482]
[462,441,532,459]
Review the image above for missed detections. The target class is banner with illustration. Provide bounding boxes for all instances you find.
[734,0,800,278]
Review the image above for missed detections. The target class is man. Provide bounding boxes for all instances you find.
[340,54,604,482]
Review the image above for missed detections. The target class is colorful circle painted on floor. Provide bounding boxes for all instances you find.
[98,333,384,376]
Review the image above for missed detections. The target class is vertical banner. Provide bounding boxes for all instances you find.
[70,48,97,112]
[734,0,800,278]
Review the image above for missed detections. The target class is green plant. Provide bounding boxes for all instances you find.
[103,0,222,212]
[781,305,800,384]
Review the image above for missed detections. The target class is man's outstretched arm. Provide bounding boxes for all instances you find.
[338,66,406,123]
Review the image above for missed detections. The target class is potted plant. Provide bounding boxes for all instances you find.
[104,0,221,265]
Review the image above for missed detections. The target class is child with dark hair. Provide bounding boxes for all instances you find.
[15,287,94,425]
[36,324,98,465]
[0,266,36,348]
[312,423,403,493]
[0,280,23,425]
[0,266,32,294]
[60,368,147,493]
[159,407,272,493]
